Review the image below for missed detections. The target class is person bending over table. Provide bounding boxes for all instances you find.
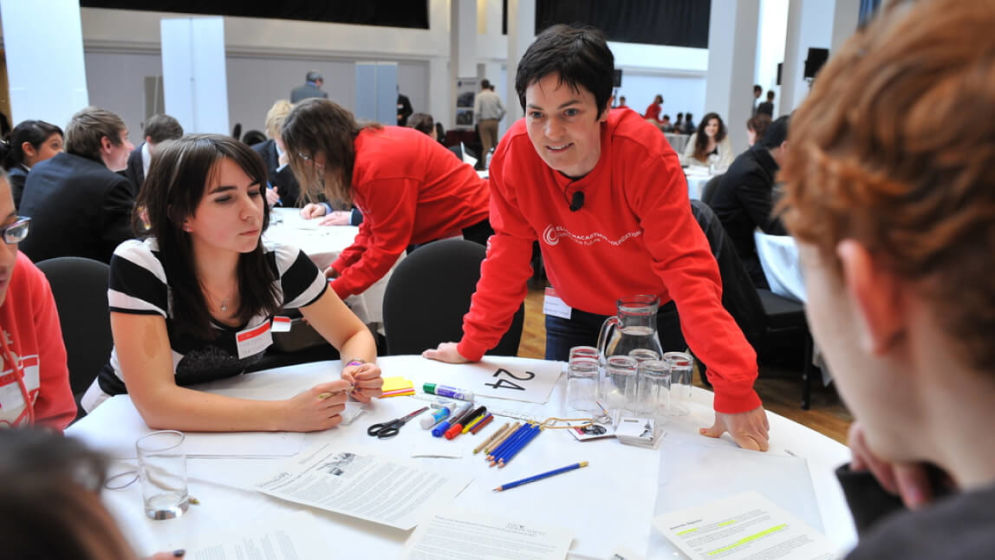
[281,99,492,301]
[0,170,77,430]
[780,1,995,556]
[423,25,769,451]
[81,135,382,432]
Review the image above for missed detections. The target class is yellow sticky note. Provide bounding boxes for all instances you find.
[381,376,414,393]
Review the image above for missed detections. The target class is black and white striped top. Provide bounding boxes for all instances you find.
[96,238,326,395]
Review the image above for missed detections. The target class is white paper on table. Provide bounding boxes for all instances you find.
[418,358,562,404]
[255,443,472,530]
[402,509,573,560]
[653,491,838,560]
[187,510,332,559]
[68,395,305,459]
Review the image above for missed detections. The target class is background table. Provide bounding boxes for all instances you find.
[69,355,857,559]
[264,207,401,327]
[684,167,717,200]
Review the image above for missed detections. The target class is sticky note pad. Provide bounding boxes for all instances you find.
[381,377,414,393]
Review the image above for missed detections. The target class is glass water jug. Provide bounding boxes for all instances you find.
[596,295,666,410]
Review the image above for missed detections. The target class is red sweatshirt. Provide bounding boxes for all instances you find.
[458,109,760,414]
[643,103,662,122]
[330,126,490,299]
[0,252,76,430]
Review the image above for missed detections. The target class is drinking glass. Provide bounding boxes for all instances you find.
[664,352,694,416]
[566,358,599,413]
[136,430,189,520]
[602,355,639,413]
[636,359,671,417]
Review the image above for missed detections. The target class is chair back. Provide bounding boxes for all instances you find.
[383,239,524,356]
[35,257,112,404]
[701,173,724,205]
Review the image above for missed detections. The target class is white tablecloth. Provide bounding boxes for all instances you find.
[68,355,856,559]
[684,168,717,201]
[755,231,806,303]
[263,208,400,326]
[665,133,690,154]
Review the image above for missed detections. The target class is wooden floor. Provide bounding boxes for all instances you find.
[518,286,853,444]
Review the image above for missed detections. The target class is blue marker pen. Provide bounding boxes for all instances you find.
[420,407,451,429]
[431,401,472,437]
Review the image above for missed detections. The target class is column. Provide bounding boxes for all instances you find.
[704,0,761,155]
[505,0,536,125]
[448,0,477,127]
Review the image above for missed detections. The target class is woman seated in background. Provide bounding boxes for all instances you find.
[683,112,734,169]
[0,170,76,430]
[283,98,491,302]
[81,135,382,432]
[780,0,995,557]
[746,113,772,147]
[0,120,63,207]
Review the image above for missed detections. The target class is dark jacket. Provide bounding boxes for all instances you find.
[252,139,303,208]
[396,94,413,126]
[8,165,28,208]
[18,152,135,263]
[707,145,786,288]
[757,101,774,116]
[290,82,327,103]
[123,144,144,196]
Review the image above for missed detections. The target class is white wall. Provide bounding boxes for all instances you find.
[616,72,706,122]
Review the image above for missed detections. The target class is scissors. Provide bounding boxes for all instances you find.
[367,407,429,439]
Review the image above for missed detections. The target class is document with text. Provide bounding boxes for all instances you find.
[255,443,471,530]
[653,491,839,560]
[188,511,331,559]
[403,509,573,560]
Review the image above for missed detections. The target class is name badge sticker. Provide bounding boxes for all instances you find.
[271,316,292,333]
[542,287,572,320]
[236,321,273,359]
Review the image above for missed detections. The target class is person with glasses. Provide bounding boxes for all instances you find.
[282,99,491,302]
[0,169,77,430]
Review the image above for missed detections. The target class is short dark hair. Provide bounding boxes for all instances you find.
[1,120,63,170]
[760,115,790,148]
[754,84,763,94]
[144,114,183,144]
[747,113,773,140]
[137,134,278,338]
[65,107,126,162]
[481,79,491,89]
[306,70,323,82]
[515,24,614,119]
[407,113,435,136]
[767,90,776,101]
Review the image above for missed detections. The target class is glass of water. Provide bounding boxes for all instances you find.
[136,430,189,520]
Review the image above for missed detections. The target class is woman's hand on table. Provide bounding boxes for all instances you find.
[300,203,328,219]
[341,361,383,403]
[700,406,770,451]
[848,422,935,509]
[280,379,351,431]
[323,265,339,279]
[318,211,352,226]
[421,342,470,364]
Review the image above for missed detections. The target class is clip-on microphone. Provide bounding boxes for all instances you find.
[569,191,585,212]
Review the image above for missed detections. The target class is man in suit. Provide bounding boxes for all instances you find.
[123,113,183,195]
[290,71,328,103]
[396,88,413,126]
[252,99,302,207]
[757,90,775,117]
[18,107,135,264]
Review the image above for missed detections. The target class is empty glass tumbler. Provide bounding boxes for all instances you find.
[664,352,694,416]
[566,358,600,413]
[136,430,190,520]
[601,355,639,413]
[636,359,671,417]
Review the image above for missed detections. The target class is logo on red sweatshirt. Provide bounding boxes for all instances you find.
[542,224,642,247]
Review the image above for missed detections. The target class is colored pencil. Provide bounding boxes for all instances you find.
[497,425,542,467]
[487,423,531,464]
[494,461,589,491]
[474,422,509,454]
[469,413,494,434]
[485,421,520,455]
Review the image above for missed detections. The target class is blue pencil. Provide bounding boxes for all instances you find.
[493,461,589,491]
[493,424,538,466]
[498,424,542,467]
[487,423,532,464]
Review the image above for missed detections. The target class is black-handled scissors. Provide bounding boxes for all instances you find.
[367,407,429,439]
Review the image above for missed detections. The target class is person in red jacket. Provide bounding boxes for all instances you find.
[424,25,769,451]
[0,170,76,430]
[643,94,665,130]
[282,99,492,300]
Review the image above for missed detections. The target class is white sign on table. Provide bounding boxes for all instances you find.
[416,358,563,404]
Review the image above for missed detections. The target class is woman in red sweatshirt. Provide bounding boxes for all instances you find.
[0,170,76,430]
[282,99,491,300]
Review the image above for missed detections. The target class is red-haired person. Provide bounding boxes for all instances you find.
[0,169,76,430]
[780,0,995,557]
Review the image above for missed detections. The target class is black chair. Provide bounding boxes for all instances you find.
[231,122,242,141]
[689,200,817,408]
[36,257,113,418]
[383,239,524,356]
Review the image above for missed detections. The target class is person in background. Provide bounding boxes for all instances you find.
[0,169,76,430]
[283,98,491,301]
[474,79,506,164]
[0,428,186,559]
[757,90,775,117]
[396,88,413,127]
[124,114,183,195]
[683,112,734,169]
[708,116,790,288]
[751,84,763,116]
[660,114,674,132]
[252,100,302,208]
[683,112,697,134]
[674,112,685,133]
[290,70,327,103]
[80,135,383,431]
[423,25,769,451]
[780,1,995,557]
[18,107,135,264]
[618,95,627,108]
[0,120,63,207]
[746,113,772,147]
[643,94,665,129]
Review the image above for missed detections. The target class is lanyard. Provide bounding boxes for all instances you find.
[0,328,35,426]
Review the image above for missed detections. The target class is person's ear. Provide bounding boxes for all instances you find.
[100,135,114,154]
[20,141,37,159]
[837,239,907,355]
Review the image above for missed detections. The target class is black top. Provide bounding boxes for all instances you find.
[397,94,413,126]
[123,144,144,196]
[707,145,786,288]
[18,152,135,263]
[252,139,303,208]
